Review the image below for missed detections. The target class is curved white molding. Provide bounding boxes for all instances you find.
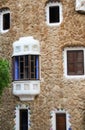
[13,80,40,101]
[75,0,85,13]
[12,36,40,56]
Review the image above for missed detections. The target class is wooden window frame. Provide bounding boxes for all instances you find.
[64,47,85,78]
[67,50,84,75]
[12,55,39,80]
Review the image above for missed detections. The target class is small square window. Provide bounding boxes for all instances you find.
[0,8,10,33]
[64,47,85,78]
[46,3,62,26]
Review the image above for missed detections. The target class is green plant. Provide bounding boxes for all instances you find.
[0,58,10,95]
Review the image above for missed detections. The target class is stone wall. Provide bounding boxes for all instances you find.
[0,0,85,130]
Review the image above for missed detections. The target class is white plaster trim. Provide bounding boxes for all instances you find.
[75,0,85,13]
[0,9,10,33]
[13,80,40,101]
[45,2,63,26]
[50,109,71,130]
[63,47,85,79]
[14,104,31,130]
[12,36,40,56]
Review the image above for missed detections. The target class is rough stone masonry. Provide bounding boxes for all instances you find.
[0,0,85,130]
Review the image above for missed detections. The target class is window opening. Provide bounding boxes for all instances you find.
[49,6,60,23]
[20,109,28,130]
[13,55,39,80]
[67,50,84,75]
[3,13,10,30]
[0,7,10,33]
[56,113,66,130]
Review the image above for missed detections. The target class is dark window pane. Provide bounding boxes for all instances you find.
[20,109,28,130]
[20,74,24,79]
[67,50,84,75]
[20,62,24,73]
[20,56,24,61]
[3,13,10,30]
[67,63,75,75]
[25,56,28,66]
[56,113,66,130]
[31,55,34,60]
[49,6,60,23]
[25,68,28,78]
[31,73,35,79]
[31,61,34,72]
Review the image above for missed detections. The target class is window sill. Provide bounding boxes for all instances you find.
[63,75,85,79]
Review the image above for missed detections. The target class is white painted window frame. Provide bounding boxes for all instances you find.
[50,109,71,130]
[45,2,63,26]
[63,47,85,79]
[0,9,10,33]
[14,105,31,130]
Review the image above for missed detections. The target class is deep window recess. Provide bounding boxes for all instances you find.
[20,109,28,130]
[13,55,39,80]
[3,13,10,30]
[67,50,84,75]
[49,6,60,23]
[0,8,10,33]
[56,113,66,130]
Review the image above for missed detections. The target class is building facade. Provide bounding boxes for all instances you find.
[0,0,85,130]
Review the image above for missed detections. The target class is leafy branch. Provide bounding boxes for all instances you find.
[0,58,10,95]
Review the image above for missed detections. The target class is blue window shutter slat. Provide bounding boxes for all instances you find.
[15,57,19,80]
[36,56,39,79]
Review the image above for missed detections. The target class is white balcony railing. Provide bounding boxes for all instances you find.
[13,80,40,101]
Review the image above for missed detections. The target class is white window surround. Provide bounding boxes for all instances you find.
[45,2,63,26]
[14,104,31,130]
[0,9,10,33]
[63,47,85,79]
[12,36,40,56]
[50,109,71,130]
